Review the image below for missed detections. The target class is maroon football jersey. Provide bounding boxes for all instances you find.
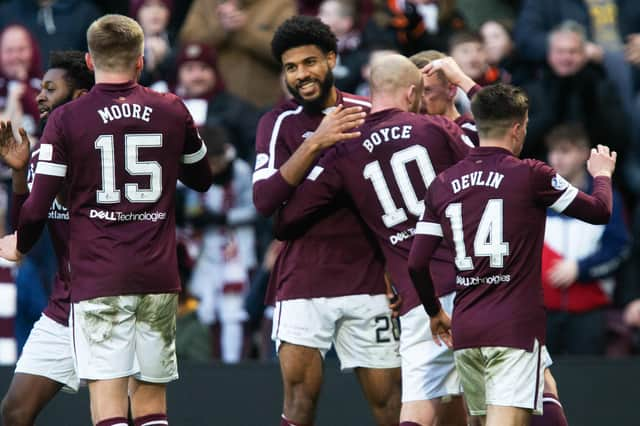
[274,109,472,314]
[17,81,212,302]
[253,90,389,302]
[18,144,71,325]
[412,146,612,350]
[454,114,479,147]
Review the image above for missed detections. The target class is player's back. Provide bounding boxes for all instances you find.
[334,108,469,313]
[427,146,566,351]
[49,82,204,301]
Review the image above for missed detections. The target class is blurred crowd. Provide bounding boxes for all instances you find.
[1,0,640,365]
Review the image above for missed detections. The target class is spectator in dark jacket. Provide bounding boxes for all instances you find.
[522,20,631,160]
[0,0,101,65]
[172,43,261,162]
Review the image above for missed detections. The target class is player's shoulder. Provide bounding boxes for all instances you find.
[258,98,304,128]
[339,91,372,110]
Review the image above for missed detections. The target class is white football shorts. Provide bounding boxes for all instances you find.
[15,313,79,392]
[454,338,545,416]
[272,294,401,370]
[72,293,178,383]
[399,292,461,402]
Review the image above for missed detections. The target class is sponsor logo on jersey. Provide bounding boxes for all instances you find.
[89,209,167,222]
[551,174,569,191]
[389,227,416,245]
[456,274,511,286]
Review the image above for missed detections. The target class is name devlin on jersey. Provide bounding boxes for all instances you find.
[451,171,504,194]
[89,209,166,222]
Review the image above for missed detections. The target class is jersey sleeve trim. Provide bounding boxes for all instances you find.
[267,106,303,169]
[415,221,443,237]
[342,96,372,108]
[252,168,278,183]
[549,185,579,213]
[306,165,324,181]
[35,161,67,177]
[181,142,207,164]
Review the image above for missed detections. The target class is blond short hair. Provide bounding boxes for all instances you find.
[87,14,144,72]
[409,50,448,84]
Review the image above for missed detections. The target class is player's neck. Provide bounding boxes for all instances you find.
[94,70,137,85]
[444,104,461,121]
[324,87,338,109]
[370,94,406,114]
[479,138,514,154]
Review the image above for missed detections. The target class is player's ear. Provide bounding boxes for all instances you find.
[447,83,457,99]
[85,53,94,72]
[71,88,89,100]
[136,55,144,73]
[326,51,337,69]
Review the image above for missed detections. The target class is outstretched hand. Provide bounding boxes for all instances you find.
[587,144,617,178]
[430,308,453,348]
[308,104,366,151]
[0,233,22,262]
[0,121,30,171]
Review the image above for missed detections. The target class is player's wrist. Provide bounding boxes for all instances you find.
[594,171,612,179]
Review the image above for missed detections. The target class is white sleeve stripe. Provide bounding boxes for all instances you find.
[252,168,278,184]
[268,106,303,169]
[35,161,67,177]
[342,97,372,108]
[461,134,475,147]
[140,421,169,426]
[549,185,579,213]
[461,122,477,131]
[415,221,443,236]
[306,166,324,181]
[181,142,207,164]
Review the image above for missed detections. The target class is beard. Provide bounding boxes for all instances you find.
[286,70,335,114]
[38,91,75,133]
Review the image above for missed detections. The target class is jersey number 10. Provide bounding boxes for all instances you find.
[94,134,163,204]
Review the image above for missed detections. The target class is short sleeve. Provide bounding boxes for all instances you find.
[181,103,207,164]
[36,108,68,178]
[528,159,578,213]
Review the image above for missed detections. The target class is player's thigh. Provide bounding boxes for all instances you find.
[1,373,62,422]
[134,293,179,383]
[15,314,79,392]
[278,342,324,399]
[271,298,336,359]
[399,298,460,404]
[334,294,401,371]
[72,296,138,380]
[486,404,531,426]
[482,340,544,416]
[454,347,487,417]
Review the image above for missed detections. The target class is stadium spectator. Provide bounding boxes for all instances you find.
[185,132,256,364]
[480,19,533,85]
[522,20,630,160]
[456,0,518,30]
[179,0,296,108]
[0,0,101,68]
[129,0,176,87]
[317,0,367,93]
[542,123,630,355]
[0,49,93,426]
[0,25,42,137]
[408,82,616,426]
[364,0,466,56]
[0,14,213,426]
[253,16,402,426]
[172,43,261,162]
[448,31,510,87]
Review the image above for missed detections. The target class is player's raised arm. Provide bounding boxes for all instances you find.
[0,120,31,228]
[273,148,345,240]
[536,144,616,224]
[421,56,481,99]
[252,105,364,217]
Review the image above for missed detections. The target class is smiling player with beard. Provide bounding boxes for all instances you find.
[253,16,403,426]
[0,50,93,426]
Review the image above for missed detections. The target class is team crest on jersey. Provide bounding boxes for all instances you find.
[302,131,315,140]
[255,153,269,170]
[551,174,569,191]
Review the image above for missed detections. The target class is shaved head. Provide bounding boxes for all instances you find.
[370,54,423,112]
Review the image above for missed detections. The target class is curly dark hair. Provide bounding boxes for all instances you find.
[271,15,338,64]
[48,50,94,91]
